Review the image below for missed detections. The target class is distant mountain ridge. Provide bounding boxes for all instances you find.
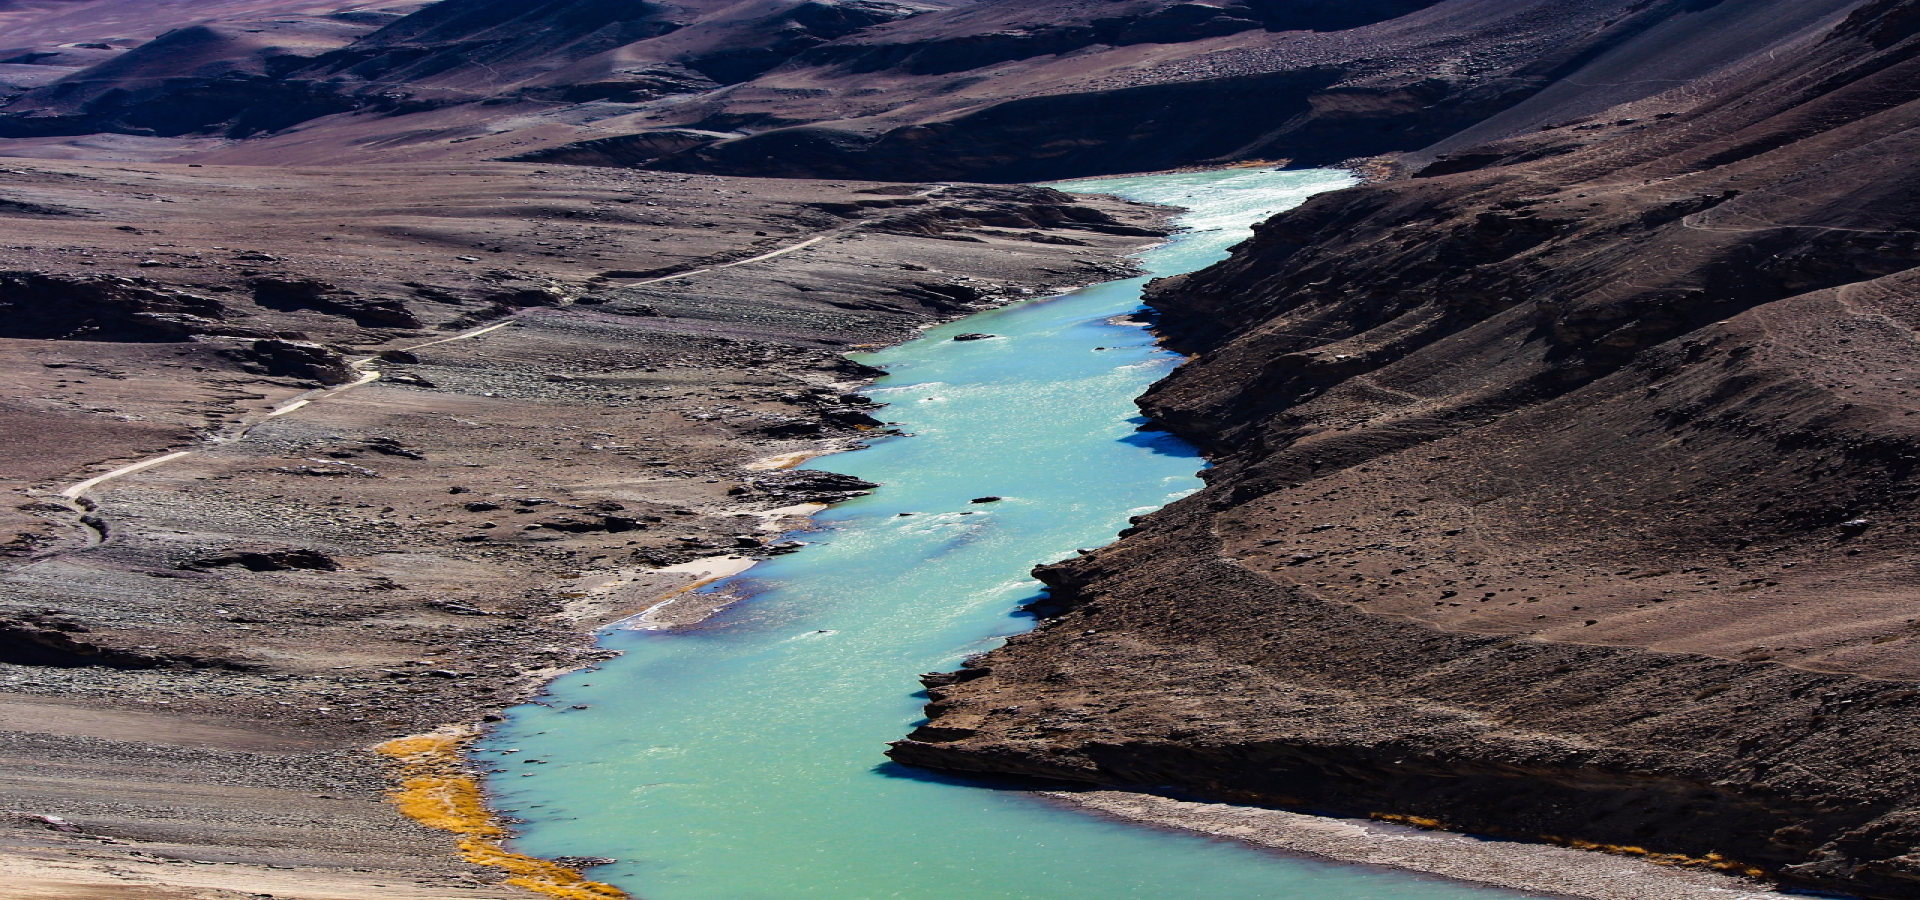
[0,0,1872,181]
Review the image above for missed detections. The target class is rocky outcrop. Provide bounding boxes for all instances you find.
[230,338,356,384]
[893,1,1920,897]
[740,470,878,503]
[250,277,422,329]
[0,614,220,669]
[0,272,241,341]
[182,547,341,572]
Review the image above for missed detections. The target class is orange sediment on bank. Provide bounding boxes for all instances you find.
[458,838,629,900]
[1545,838,1768,879]
[1371,813,1769,879]
[377,728,629,900]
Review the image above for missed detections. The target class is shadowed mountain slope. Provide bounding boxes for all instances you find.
[0,1,418,100]
[0,0,1869,181]
[632,0,1864,180]
[0,0,961,142]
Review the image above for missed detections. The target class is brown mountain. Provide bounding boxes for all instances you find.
[0,0,1866,182]
[0,1,418,100]
[891,0,1920,896]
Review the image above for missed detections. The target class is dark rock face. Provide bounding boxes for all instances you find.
[234,339,356,385]
[479,286,571,308]
[534,515,646,534]
[0,272,233,341]
[743,470,879,503]
[251,278,422,329]
[894,2,1920,897]
[0,197,85,217]
[0,616,179,669]
[184,547,340,572]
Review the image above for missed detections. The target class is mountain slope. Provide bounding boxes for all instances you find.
[890,1,1920,896]
[0,0,960,144]
[0,0,1868,182]
[632,0,1865,180]
[0,1,415,100]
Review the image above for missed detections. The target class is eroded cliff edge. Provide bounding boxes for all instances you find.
[890,1,1920,897]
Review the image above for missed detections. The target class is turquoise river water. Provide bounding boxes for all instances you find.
[482,169,1539,900]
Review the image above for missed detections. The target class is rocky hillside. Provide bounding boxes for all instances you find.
[0,0,1868,181]
[891,0,1920,896]
[628,0,1863,180]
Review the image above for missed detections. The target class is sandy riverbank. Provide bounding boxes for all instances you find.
[1051,791,1792,900]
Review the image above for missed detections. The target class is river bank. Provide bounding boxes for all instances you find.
[1051,791,1790,900]
[466,166,1788,900]
[0,159,1171,898]
[892,2,1920,895]
[463,167,1651,900]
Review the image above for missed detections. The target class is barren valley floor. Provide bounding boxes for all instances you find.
[0,159,1166,899]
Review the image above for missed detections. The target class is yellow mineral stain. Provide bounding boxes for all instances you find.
[461,838,630,900]
[1536,832,1768,879]
[1371,812,1445,830]
[1377,815,1769,880]
[378,727,629,900]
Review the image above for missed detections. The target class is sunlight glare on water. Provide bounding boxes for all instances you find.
[483,167,1544,900]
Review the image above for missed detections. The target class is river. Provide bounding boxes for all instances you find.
[480,168,1541,900]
